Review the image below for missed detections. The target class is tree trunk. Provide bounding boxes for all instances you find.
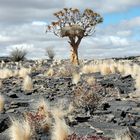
[70,45,79,65]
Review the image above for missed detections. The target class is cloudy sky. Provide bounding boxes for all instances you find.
[0,0,140,59]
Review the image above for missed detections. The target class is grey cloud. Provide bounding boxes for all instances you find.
[0,0,140,25]
[0,0,140,59]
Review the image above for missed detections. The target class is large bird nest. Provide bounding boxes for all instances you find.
[61,25,85,38]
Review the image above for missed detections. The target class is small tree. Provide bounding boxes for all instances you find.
[46,8,103,65]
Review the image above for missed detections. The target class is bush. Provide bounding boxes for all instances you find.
[10,48,27,62]
[46,47,55,60]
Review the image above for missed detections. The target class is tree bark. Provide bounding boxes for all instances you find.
[70,45,79,65]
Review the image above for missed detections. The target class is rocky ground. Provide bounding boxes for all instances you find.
[0,57,140,140]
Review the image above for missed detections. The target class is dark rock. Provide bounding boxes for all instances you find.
[7,92,18,98]
[93,111,112,115]
[0,114,10,133]
[75,115,90,122]
[102,103,110,110]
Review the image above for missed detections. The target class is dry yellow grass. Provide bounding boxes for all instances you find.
[86,77,96,85]
[33,98,50,117]
[115,130,132,140]
[29,98,52,132]
[44,68,54,77]
[135,74,140,90]
[18,67,30,78]
[81,64,100,74]
[23,75,33,92]
[9,119,32,140]
[51,107,67,120]
[0,94,4,112]
[117,63,125,74]
[0,80,3,89]
[13,70,19,77]
[51,101,74,120]
[51,118,70,140]
[110,63,117,74]
[124,63,133,76]
[0,68,13,79]
[132,64,140,78]
[100,63,111,75]
[72,72,80,85]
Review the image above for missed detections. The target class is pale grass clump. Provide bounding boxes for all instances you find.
[81,65,93,74]
[0,80,3,89]
[115,129,132,140]
[44,68,54,77]
[0,68,13,79]
[81,64,99,74]
[51,107,67,120]
[33,98,50,117]
[100,63,111,75]
[132,64,140,78]
[117,63,125,74]
[9,119,32,140]
[32,98,52,130]
[12,69,19,77]
[58,67,67,76]
[86,77,96,85]
[135,74,140,90]
[72,72,80,85]
[124,63,133,76]
[23,75,33,92]
[110,63,117,74]
[51,118,70,140]
[18,67,31,78]
[0,94,4,112]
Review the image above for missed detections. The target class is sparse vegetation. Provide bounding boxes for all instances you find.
[0,94,4,112]
[9,118,32,140]
[46,47,55,60]
[46,8,103,65]
[23,75,33,92]
[10,48,27,62]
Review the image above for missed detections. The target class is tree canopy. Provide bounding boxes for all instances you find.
[47,8,103,38]
[46,8,103,65]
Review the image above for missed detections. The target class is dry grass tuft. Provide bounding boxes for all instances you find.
[32,98,50,117]
[81,64,99,74]
[115,129,132,140]
[72,72,80,85]
[124,63,133,76]
[44,68,54,77]
[25,98,51,133]
[51,118,70,140]
[117,63,125,74]
[9,118,32,140]
[100,63,111,75]
[135,74,140,90]
[0,80,3,89]
[23,75,33,92]
[0,94,4,112]
[0,68,13,79]
[85,77,96,86]
[19,67,30,78]
[132,64,140,78]
[110,63,117,74]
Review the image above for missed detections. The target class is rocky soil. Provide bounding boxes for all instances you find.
[0,57,140,140]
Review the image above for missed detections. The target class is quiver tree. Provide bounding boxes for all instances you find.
[46,8,103,65]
